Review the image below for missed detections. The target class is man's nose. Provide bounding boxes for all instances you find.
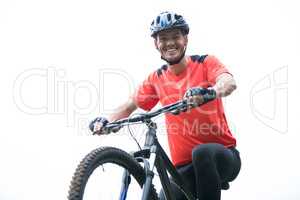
[166,39,175,46]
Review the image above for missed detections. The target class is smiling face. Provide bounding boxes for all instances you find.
[154,28,188,64]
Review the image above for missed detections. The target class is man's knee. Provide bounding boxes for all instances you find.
[192,143,222,164]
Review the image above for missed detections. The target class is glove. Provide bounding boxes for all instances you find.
[202,87,217,102]
[89,117,109,135]
[184,87,216,105]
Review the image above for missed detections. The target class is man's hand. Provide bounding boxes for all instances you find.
[171,87,216,115]
[184,87,216,107]
[213,73,237,98]
[89,117,109,135]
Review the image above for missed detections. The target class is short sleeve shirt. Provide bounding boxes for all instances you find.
[134,55,236,166]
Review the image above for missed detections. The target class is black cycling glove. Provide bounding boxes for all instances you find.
[89,117,109,133]
[184,87,217,103]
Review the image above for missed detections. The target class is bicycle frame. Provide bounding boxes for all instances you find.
[119,119,197,200]
[109,99,217,200]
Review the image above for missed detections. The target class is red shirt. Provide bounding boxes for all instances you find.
[134,55,236,166]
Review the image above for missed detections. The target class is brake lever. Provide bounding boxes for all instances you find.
[170,109,181,115]
[170,100,190,115]
[111,126,121,133]
[105,124,123,134]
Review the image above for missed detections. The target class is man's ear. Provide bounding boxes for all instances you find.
[154,39,159,50]
[184,35,188,46]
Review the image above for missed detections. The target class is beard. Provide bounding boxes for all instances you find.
[161,46,186,65]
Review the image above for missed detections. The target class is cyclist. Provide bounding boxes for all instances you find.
[90,11,241,200]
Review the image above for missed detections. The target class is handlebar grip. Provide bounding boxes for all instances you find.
[202,88,217,103]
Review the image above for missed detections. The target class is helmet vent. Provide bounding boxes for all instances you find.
[150,11,189,37]
[156,16,160,24]
[167,13,171,21]
[174,14,181,20]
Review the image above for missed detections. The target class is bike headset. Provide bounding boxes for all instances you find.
[150,11,190,65]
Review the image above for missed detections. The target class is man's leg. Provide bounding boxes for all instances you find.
[192,143,241,200]
[159,163,197,200]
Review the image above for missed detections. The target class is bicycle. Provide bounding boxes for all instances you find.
[68,97,216,200]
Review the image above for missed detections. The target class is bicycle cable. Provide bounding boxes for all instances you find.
[126,113,143,150]
[126,108,167,151]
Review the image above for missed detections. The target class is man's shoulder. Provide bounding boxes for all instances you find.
[142,64,167,83]
[147,54,212,80]
[190,54,208,63]
[144,64,168,80]
[156,64,168,77]
[153,54,209,77]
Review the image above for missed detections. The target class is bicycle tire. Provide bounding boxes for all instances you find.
[68,146,159,200]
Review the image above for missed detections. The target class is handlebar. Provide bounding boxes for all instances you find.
[104,96,213,134]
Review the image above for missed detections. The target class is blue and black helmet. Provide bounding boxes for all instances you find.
[150,11,189,38]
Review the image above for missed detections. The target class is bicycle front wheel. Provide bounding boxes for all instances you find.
[68,147,158,200]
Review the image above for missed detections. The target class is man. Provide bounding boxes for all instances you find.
[90,11,241,200]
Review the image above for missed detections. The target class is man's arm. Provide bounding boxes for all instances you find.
[92,97,137,134]
[212,73,237,98]
[108,97,138,122]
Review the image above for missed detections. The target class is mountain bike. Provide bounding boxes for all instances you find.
[68,98,214,200]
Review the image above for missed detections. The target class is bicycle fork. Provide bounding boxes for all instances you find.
[119,169,131,200]
[118,148,156,200]
[141,145,157,200]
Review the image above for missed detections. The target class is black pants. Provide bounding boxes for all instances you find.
[159,143,241,200]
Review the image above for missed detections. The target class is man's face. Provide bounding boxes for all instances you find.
[155,28,188,64]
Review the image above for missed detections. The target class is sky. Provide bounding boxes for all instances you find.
[0,0,299,199]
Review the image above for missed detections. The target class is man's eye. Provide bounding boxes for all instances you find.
[160,38,167,41]
[173,35,180,40]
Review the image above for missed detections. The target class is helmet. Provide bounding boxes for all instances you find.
[150,11,189,38]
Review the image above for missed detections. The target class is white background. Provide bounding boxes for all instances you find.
[0,0,299,199]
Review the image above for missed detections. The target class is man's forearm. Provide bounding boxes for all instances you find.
[108,98,137,122]
[212,73,237,98]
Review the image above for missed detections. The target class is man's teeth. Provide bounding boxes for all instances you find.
[167,49,177,52]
